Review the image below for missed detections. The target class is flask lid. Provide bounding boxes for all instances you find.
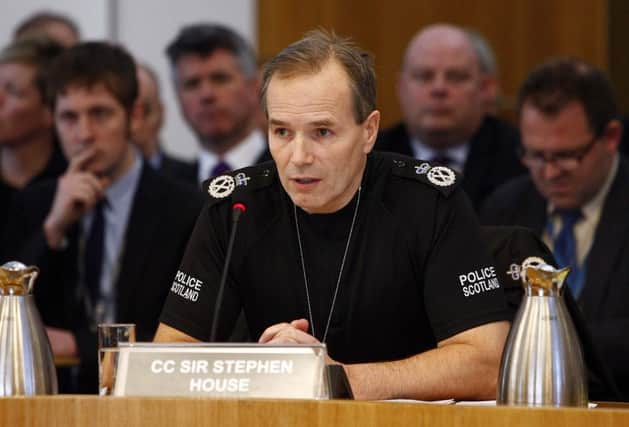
[0,261,39,295]
[521,257,570,296]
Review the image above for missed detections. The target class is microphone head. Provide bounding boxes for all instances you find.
[232,202,246,213]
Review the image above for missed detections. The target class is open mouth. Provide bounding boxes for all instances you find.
[295,178,319,184]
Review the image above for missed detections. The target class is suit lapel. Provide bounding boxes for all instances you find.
[391,125,415,157]
[523,184,547,235]
[509,179,547,235]
[463,119,491,206]
[377,123,415,157]
[581,158,629,318]
[115,165,161,320]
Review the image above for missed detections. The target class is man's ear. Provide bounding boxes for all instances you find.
[601,118,622,153]
[128,100,144,136]
[247,71,261,103]
[362,110,381,154]
[43,106,53,129]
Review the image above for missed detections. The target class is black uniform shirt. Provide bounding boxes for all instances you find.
[160,151,510,364]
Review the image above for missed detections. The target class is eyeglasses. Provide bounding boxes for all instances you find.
[518,136,599,171]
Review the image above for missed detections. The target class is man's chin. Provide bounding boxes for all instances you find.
[547,194,580,211]
[84,163,114,180]
[417,126,460,148]
[290,193,323,214]
[199,130,238,150]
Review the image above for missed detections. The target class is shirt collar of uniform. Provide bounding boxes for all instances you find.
[547,153,619,220]
[198,129,266,182]
[410,137,469,173]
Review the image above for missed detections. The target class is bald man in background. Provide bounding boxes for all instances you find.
[132,63,196,183]
[14,11,80,48]
[376,24,525,210]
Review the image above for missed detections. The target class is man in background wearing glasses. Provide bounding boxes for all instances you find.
[480,57,629,400]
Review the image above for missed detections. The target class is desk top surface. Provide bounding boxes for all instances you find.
[1,396,628,427]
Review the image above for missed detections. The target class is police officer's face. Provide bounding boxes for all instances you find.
[0,62,52,147]
[174,50,258,152]
[267,60,380,214]
[397,26,486,148]
[54,84,136,181]
[520,101,620,210]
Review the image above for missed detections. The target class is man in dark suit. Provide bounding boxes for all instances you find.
[0,36,67,252]
[5,42,203,393]
[376,24,525,210]
[166,24,270,186]
[132,62,196,183]
[618,115,629,157]
[481,58,629,400]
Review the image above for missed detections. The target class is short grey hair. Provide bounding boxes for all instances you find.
[166,23,257,79]
[465,29,497,76]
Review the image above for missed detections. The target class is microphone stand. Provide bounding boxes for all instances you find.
[210,203,246,342]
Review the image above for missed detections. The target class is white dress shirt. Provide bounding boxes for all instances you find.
[410,138,469,174]
[197,129,266,183]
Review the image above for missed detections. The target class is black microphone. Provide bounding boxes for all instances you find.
[210,202,247,342]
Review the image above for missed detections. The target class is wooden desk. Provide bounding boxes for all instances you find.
[1,397,628,427]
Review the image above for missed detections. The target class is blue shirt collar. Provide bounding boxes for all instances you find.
[105,148,143,212]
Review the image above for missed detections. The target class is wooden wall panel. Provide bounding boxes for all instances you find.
[258,0,609,127]
[610,0,629,113]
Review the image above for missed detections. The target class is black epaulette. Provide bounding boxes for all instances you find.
[390,155,460,197]
[203,162,276,207]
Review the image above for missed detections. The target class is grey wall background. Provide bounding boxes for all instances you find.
[0,0,256,160]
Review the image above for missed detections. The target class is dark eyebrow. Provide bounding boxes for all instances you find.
[57,108,77,117]
[311,119,334,127]
[268,118,336,127]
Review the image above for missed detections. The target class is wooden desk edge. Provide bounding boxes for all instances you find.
[0,396,627,427]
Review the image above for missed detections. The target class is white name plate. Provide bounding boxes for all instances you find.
[113,343,328,399]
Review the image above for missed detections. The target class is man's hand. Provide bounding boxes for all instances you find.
[258,318,320,344]
[45,326,78,357]
[259,319,338,365]
[43,149,110,248]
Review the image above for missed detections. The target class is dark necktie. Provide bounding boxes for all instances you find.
[85,200,106,304]
[210,160,232,178]
[551,209,585,298]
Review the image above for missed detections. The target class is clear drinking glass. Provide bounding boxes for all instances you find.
[97,323,135,396]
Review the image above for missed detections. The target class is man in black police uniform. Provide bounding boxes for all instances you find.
[155,30,510,401]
